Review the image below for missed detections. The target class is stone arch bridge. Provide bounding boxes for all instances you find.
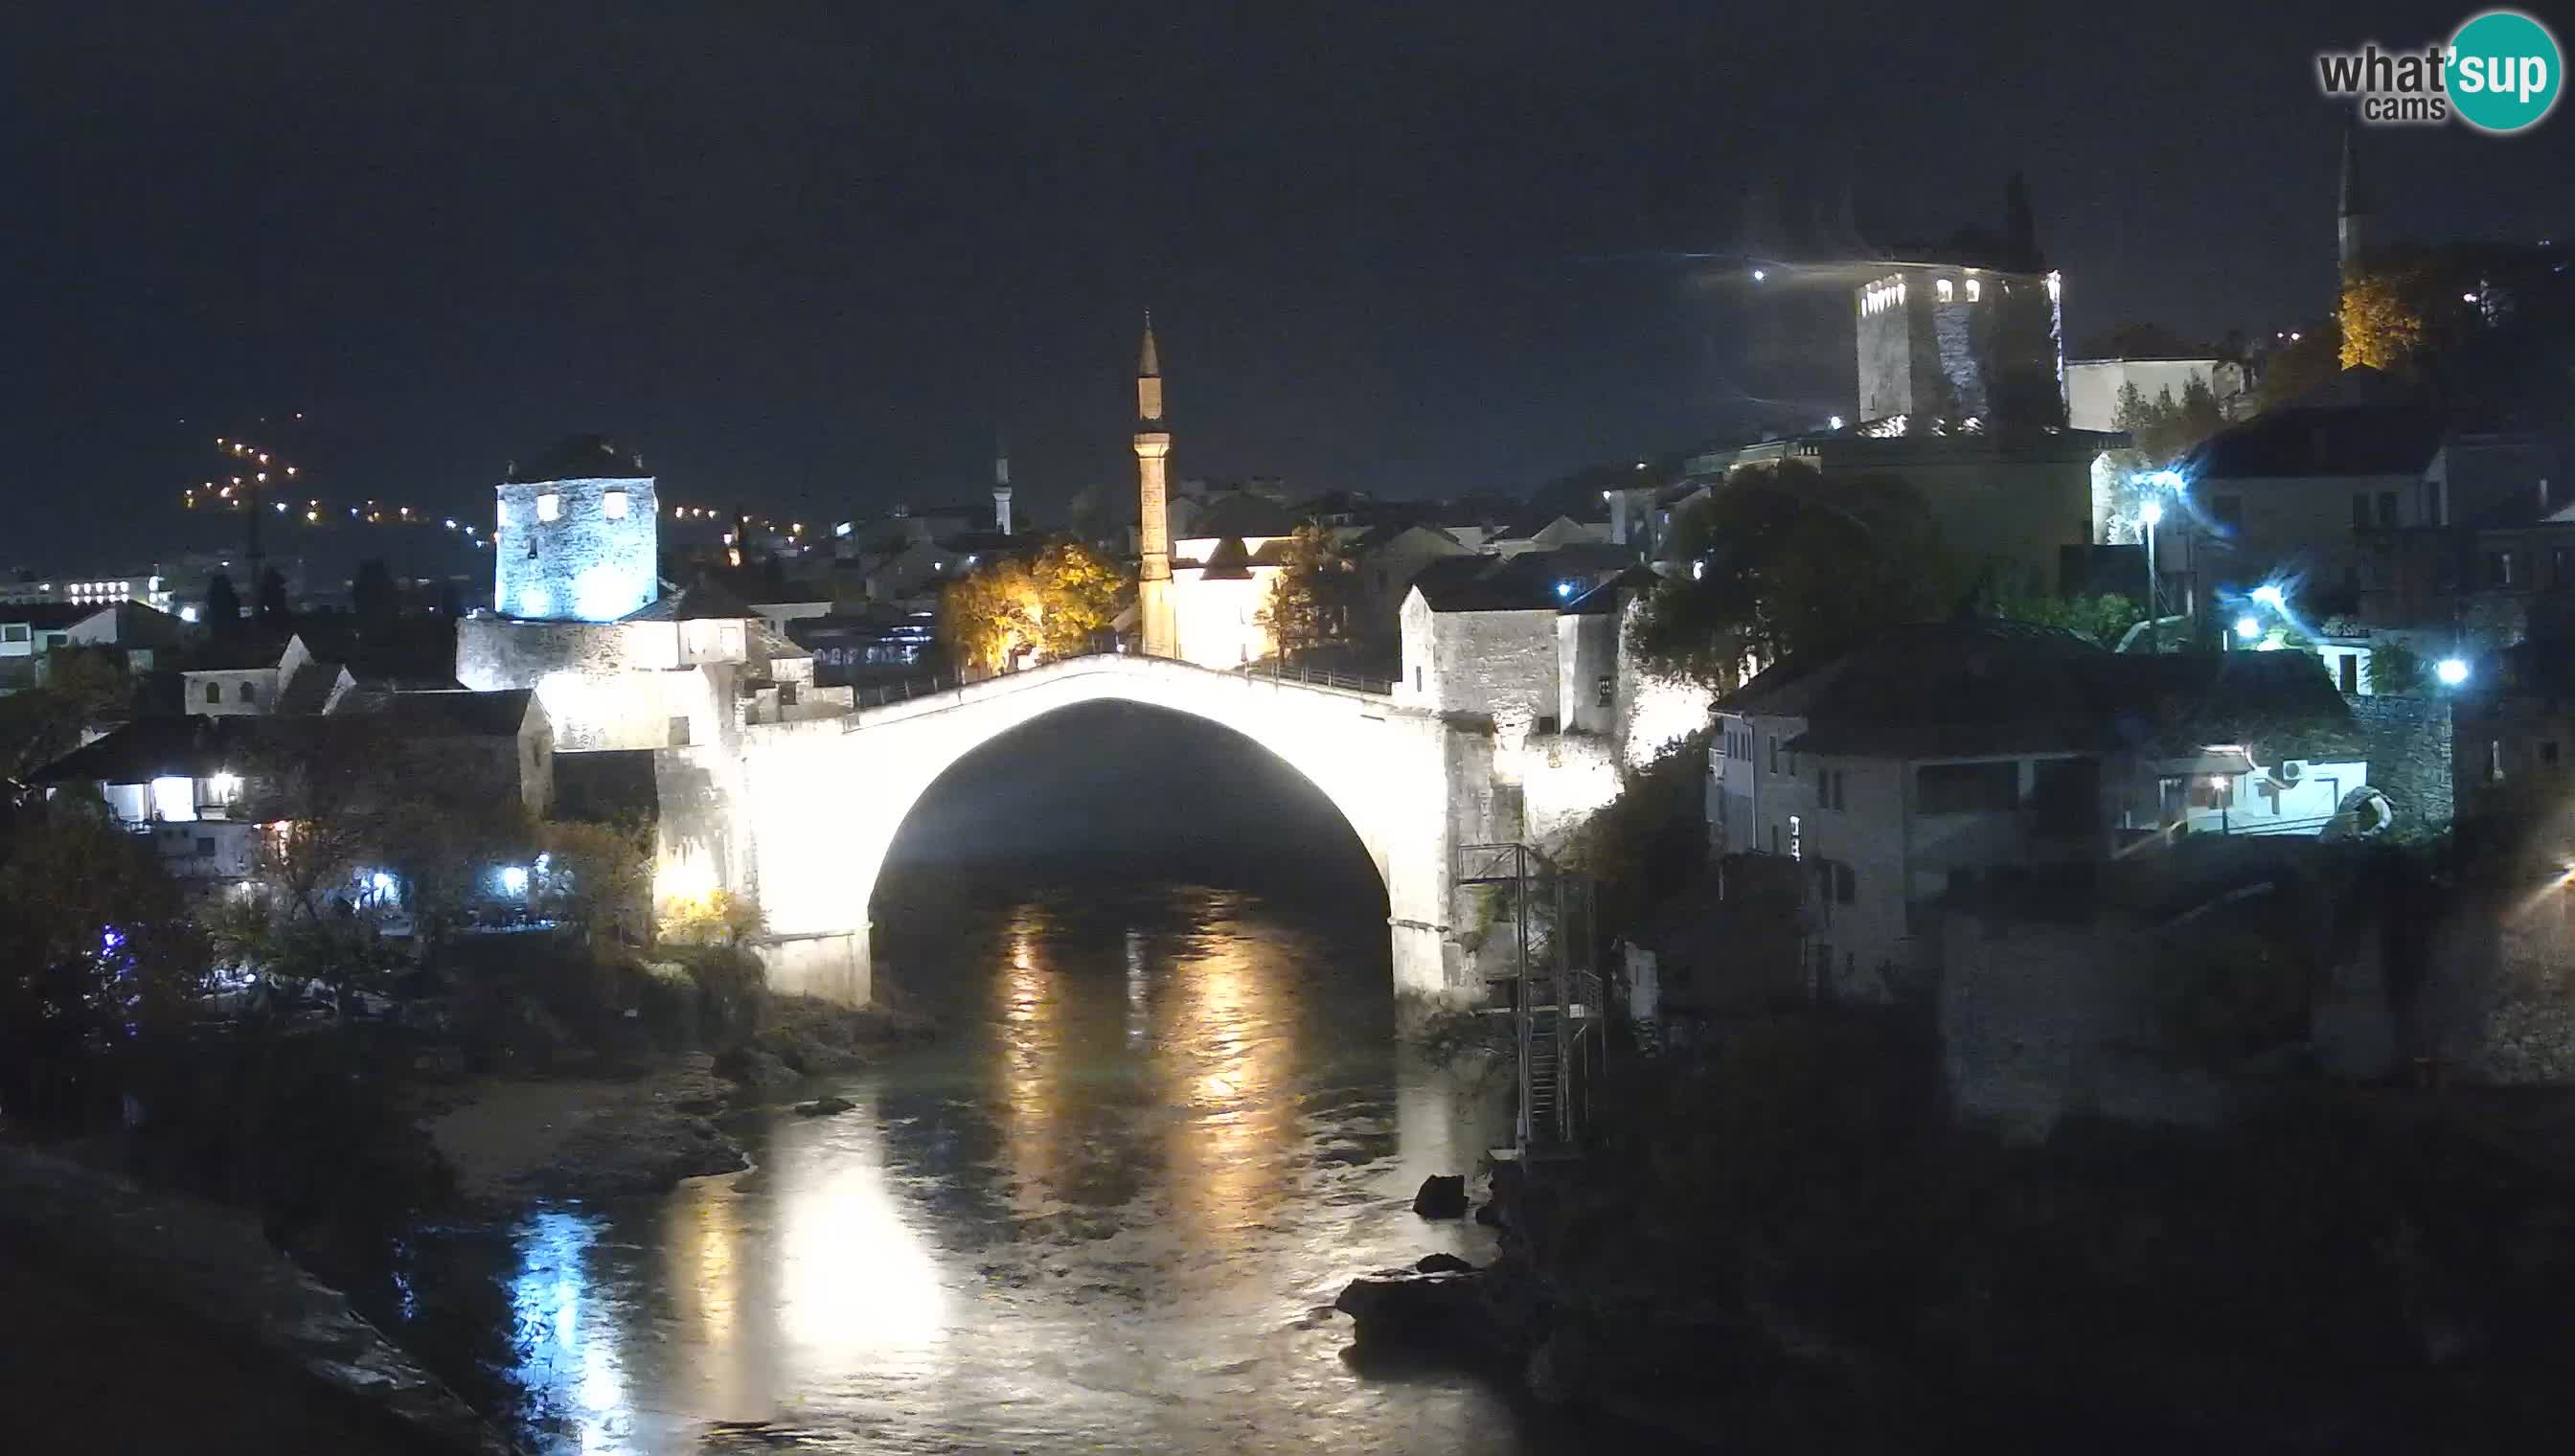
[653,653,1574,1012]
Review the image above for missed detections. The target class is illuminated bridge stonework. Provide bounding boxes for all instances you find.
[656,653,1546,1013]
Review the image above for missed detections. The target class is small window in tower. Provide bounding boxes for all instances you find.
[1966,278,1982,302]
[1936,279,1954,303]
[536,492,561,522]
[604,489,628,520]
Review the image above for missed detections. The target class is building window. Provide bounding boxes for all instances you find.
[205,681,222,704]
[195,837,216,858]
[0,624,26,644]
[670,716,693,747]
[1834,861,1855,904]
[1414,667,1424,693]
[1965,278,1981,302]
[604,489,629,520]
[1936,278,1954,303]
[2490,550,2517,588]
[2543,740,2563,768]
[2490,740,2505,784]
[536,492,562,522]
[239,681,258,703]
[1917,761,2019,814]
[2339,653,2359,694]
[2377,491,2400,528]
[1595,674,1614,708]
[1788,814,1802,860]
[1768,738,1779,775]
[2352,493,2371,528]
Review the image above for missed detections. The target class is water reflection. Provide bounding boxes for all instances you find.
[455,886,1525,1454]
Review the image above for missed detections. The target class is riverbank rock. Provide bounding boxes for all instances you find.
[531,1109,747,1200]
[1416,1251,1475,1274]
[1412,1173,1469,1218]
[1334,1267,1487,1349]
[794,1096,856,1118]
[713,1045,799,1097]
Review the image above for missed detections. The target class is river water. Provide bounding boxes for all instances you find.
[405,880,1565,1454]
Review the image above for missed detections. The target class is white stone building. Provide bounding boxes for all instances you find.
[1711,620,2370,1000]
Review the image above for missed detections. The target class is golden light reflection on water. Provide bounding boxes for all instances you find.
[1155,926,1301,1251]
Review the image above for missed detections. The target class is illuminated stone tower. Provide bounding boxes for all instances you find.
[1133,312,1178,658]
[493,433,658,622]
[992,432,1014,536]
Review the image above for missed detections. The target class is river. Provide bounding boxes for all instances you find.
[394,878,1569,1454]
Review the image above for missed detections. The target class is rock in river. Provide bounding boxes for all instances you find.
[794,1096,856,1118]
[1411,1173,1469,1218]
[1334,1267,1487,1349]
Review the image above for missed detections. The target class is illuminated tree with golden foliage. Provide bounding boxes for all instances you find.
[938,538,1130,673]
[2338,267,2425,372]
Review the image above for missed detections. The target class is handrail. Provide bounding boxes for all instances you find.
[1231,659,1396,695]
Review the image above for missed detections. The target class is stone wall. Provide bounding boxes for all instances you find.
[1939,912,2229,1140]
[2347,693,2453,832]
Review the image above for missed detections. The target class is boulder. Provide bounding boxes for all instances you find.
[1411,1173,1469,1218]
[711,1045,798,1097]
[793,1096,856,1118]
[1474,1199,1503,1228]
[1334,1267,1484,1349]
[1415,1251,1475,1274]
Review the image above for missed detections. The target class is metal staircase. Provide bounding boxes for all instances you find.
[1455,842,1603,1158]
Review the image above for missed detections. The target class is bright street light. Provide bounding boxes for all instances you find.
[2436,657,2471,687]
[2251,584,2286,609]
[2236,615,2263,641]
[2140,500,2164,527]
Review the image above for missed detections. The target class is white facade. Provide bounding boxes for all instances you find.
[2066,357,2233,432]
[1710,708,2371,997]
[1167,533,1288,670]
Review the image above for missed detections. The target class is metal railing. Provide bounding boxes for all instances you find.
[1230,659,1395,695]
[840,648,1395,708]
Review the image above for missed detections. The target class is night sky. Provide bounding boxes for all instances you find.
[7,1,2569,566]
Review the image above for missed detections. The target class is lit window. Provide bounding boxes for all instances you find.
[604,489,629,520]
[1936,279,1954,303]
[150,776,198,824]
[536,492,561,522]
[1966,278,1982,302]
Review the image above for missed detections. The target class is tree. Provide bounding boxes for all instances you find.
[2339,265,2427,372]
[0,646,131,783]
[255,566,291,631]
[2368,641,2427,695]
[937,557,1038,673]
[0,801,206,1128]
[1255,522,1350,664]
[1028,537,1128,660]
[1629,463,1955,691]
[536,818,652,947]
[203,572,243,637]
[1994,592,2145,649]
[938,537,1131,671]
[656,887,764,947]
[2256,323,2345,410]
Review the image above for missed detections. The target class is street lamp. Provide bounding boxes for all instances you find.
[2251,583,2286,610]
[2236,614,2263,643]
[2436,657,2471,687]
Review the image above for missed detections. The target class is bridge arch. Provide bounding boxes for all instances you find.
[688,655,1480,1011]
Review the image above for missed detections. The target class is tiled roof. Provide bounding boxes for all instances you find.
[330,688,536,738]
[1723,619,2355,760]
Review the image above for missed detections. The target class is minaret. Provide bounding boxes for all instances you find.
[992,432,1014,536]
[1133,311,1177,658]
[2337,124,2373,273]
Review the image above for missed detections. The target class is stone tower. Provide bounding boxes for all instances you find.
[1133,313,1177,658]
[2337,124,2374,273]
[992,432,1014,536]
[493,433,659,622]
